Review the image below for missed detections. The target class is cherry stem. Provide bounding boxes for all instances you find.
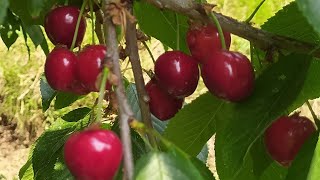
[96,67,109,123]
[89,0,96,45]
[142,41,156,64]
[208,11,227,50]
[306,100,320,129]
[175,13,180,51]
[70,0,87,50]
[245,0,266,23]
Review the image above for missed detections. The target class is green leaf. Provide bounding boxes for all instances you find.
[61,107,91,122]
[54,92,80,110]
[25,25,49,55]
[164,92,220,156]
[0,10,20,49]
[262,2,320,44]
[215,54,312,180]
[19,117,89,180]
[306,133,320,180]
[191,157,215,180]
[135,151,203,180]
[296,0,320,37]
[133,1,189,53]
[9,0,41,25]
[286,132,318,180]
[0,0,9,25]
[40,76,57,111]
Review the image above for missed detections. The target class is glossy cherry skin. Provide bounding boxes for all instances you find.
[68,80,90,95]
[201,50,254,102]
[264,114,316,167]
[45,47,77,92]
[154,51,199,98]
[146,79,184,121]
[64,129,123,180]
[76,45,111,92]
[44,6,86,49]
[187,24,231,64]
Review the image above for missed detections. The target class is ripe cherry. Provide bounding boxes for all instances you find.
[76,45,111,92]
[145,79,184,121]
[154,51,199,98]
[45,47,77,92]
[264,113,316,167]
[64,129,123,180]
[187,24,231,64]
[68,80,90,95]
[44,6,86,49]
[201,50,254,102]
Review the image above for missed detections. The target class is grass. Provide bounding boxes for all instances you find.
[0,0,293,136]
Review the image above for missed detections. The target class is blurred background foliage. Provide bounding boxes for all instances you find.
[0,0,293,137]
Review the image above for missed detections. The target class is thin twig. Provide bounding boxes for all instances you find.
[95,10,105,44]
[125,3,158,148]
[245,0,266,23]
[103,1,134,179]
[306,100,320,129]
[145,0,320,58]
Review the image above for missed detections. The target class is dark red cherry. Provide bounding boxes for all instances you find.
[45,47,77,92]
[201,50,254,102]
[264,113,316,167]
[146,79,184,121]
[154,51,199,98]
[76,45,111,92]
[187,24,231,64]
[68,80,90,95]
[44,6,86,49]
[64,129,123,180]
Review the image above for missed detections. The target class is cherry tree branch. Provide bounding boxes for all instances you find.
[145,0,320,57]
[103,1,134,179]
[125,3,158,148]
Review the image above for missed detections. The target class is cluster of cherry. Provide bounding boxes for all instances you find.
[44,6,110,96]
[146,23,254,121]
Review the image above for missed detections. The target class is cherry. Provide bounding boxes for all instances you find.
[201,50,254,102]
[187,24,231,64]
[64,129,123,180]
[76,45,111,92]
[154,51,199,98]
[45,47,77,92]
[145,79,184,121]
[264,113,316,167]
[44,6,86,49]
[68,80,90,95]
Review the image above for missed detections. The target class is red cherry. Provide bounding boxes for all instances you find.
[146,79,184,121]
[264,113,316,167]
[68,80,90,95]
[64,129,123,180]
[45,47,77,92]
[187,24,231,64]
[201,50,254,102]
[76,45,111,92]
[44,6,86,49]
[154,51,199,98]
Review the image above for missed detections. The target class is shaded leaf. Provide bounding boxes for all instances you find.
[61,107,91,122]
[133,1,189,53]
[286,132,318,180]
[296,0,320,38]
[0,0,9,25]
[25,24,49,55]
[40,76,57,111]
[262,2,320,44]
[0,10,20,49]
[191,157,215,180]
[54,92,80,110]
